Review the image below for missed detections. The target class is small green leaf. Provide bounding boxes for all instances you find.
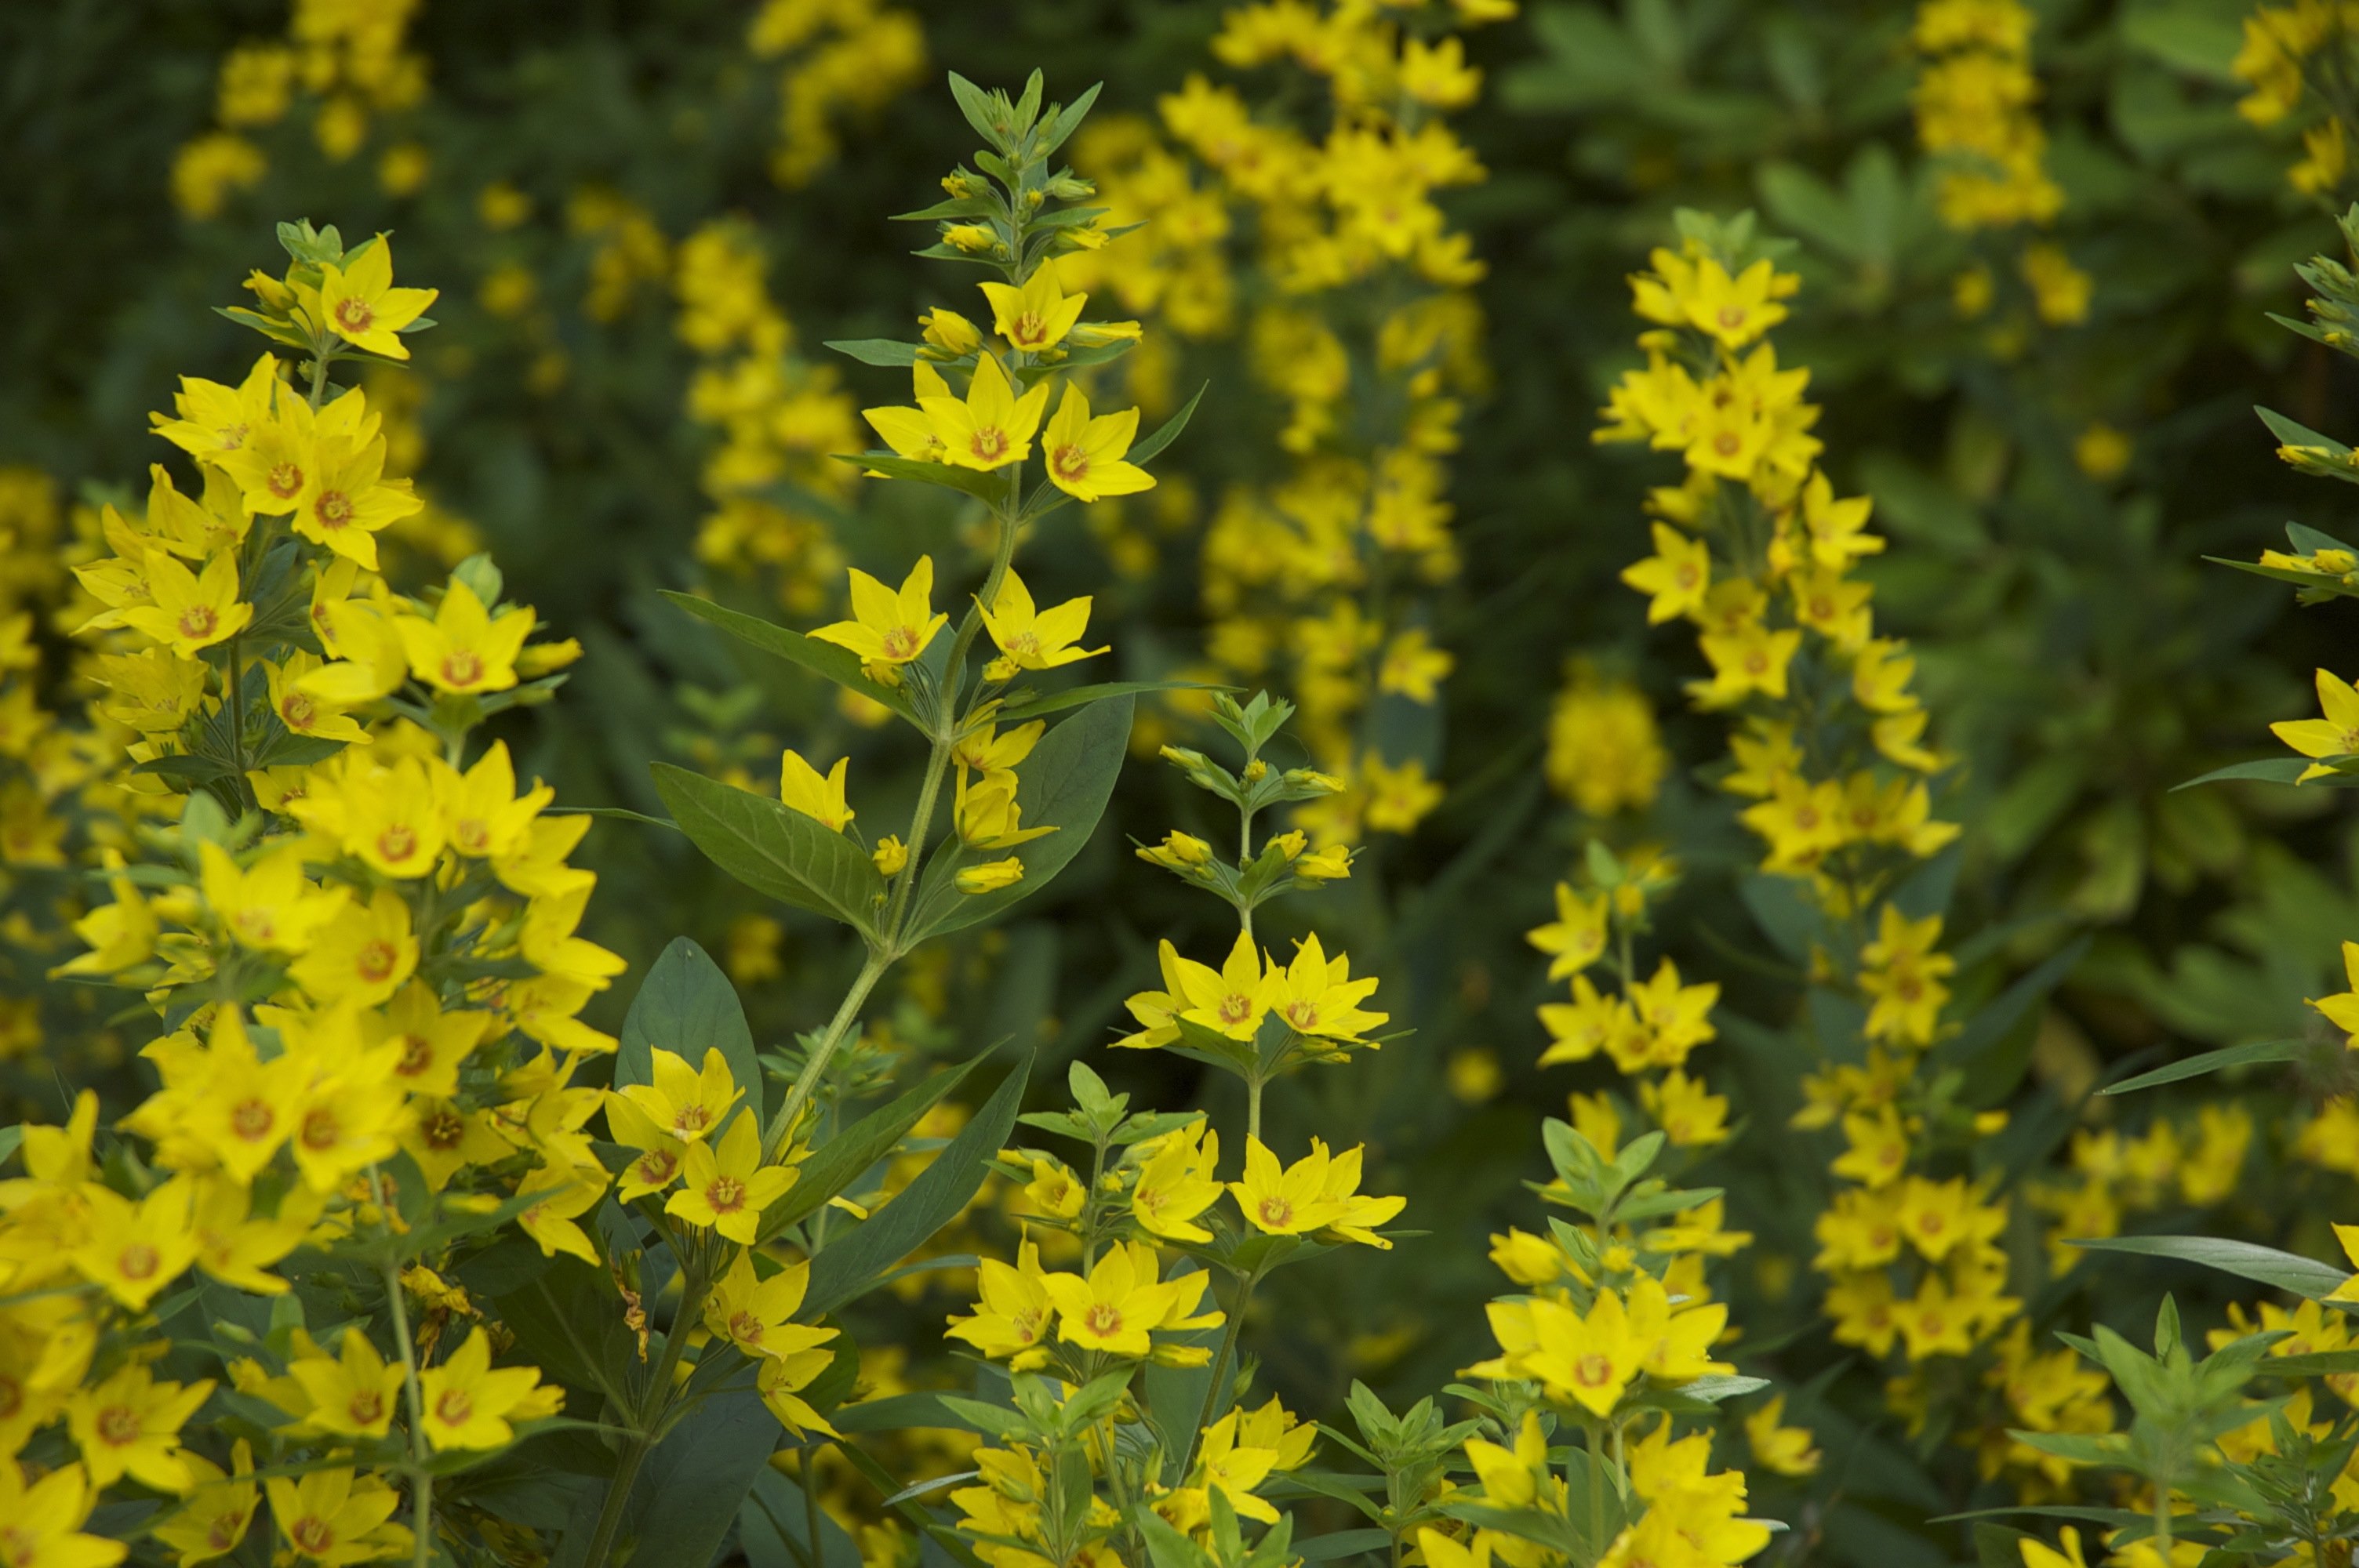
[2069,1235,2353,1302]
[618,938,763,1129]
[835,450,1007,505]
[824,339,922,367]
[651,764,888,941]
[2170,756,2317,791]
[994,680,1220,721]
[2099,1039,2308,1096]
[1130,383,1206,468]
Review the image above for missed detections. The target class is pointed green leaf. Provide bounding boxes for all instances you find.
[994,679,1223,722]
[823,339,922,367]
[805,1058,1030,1316]
[2069,1235,2353,1302]
[2099,1039,2308,1095]
[2171,756,2317,790]
[618,938,763,1129]
[834,451,1007,505]
[651,764,888,941]
[661,590,921,726]
[1130,383,1206,468]
[760,1055,987,1240]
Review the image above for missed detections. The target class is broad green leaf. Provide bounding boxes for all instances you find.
[903,695,1132,941]
[2070,1235,2353,1302]
[1130,383,1205,468]
[651,764,889,941]
[995,679,1220,721]
[823,339,921,366]
[618,938,763,1129]
[829,1391,1000,1434]
[805,1058,1030,1316]
[760,1055,987,1240]
[554,1388,778,1568]
[2170,756,2316,790]
[1295,1532,1391,1563]
[661,591,920,725]
[2099,1039,2307,1096]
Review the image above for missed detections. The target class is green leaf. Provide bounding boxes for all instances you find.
[994,679,1220,721]
[651,764,889,941]
[618,938,764,1130]
[1932,935,2091,1087]
[805,1058,1030,1316]
[485,1254,634,1411]
[1295,1531,1390,1563]
[661,591,920,726]
[2070,1235,2353,1302]
[2259,405,2349,456]
[835,451,1008,505]
[947,71,1009,149]
[1130,384,1205,468]
[554,1388,778,1568]
[2171,757,2317,790]
[0,1126,20,1167]
[2099,1039,2308,1096]
[903,695,1132,942]
[827,1391,1001,1435]
[823,339,921,367]
[1036,82,1103,157]
[761,1055,987,1240]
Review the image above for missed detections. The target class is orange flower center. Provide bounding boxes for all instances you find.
[435,1388,474,1426]
[969,427,1010,463]
[118,1243,160,1280]
[1573,1352,1615,1388]
[377,824,418,864]
[334,297,376,334]
[1714,431,1742,457]
[178,604,219,641]
[1052,444,1089,481]
[398,1035,436,1077]
[314,490,353,529]
[636,1149,678,1185]
[442,651,485,687]
[281,691,317,728]
[706,1174,747,1214]
[96,1404,140,1445]
[1284,1000,1321,1031]
[349,1390,384,1425]
[302,1105,342,1150]
[421,1106,465,1150]
[881,625,920,660]
[1216,993,1253,1026]
[268,462,304,499]
[730,1311,764,1346]
[293,1517,336,1555]
[1257,1196,1293,1228]
[355,939,399,983]
[230,1098,275,1141]
[673,1105,712,1135]
[1083,1302,1124,1338]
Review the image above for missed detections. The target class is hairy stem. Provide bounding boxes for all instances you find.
[767,950,889,1162]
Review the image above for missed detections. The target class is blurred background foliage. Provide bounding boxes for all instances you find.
[9,0,2359,1561]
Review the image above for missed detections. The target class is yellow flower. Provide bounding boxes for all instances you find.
[515,1163,608,1265]
[1038,1240,1222,1358]
[1361,753,1443,834]
[921,355,1050,471]
[2274,669,2359,781]
[74,1178,201,1308]
[394,579,534,695]
[1262,932,1388,1047]
[809,557,949,673]
[2019,1527,2089,1568]
[705,1249,836,1367]
[873,835,908,875]
[920,306,983,355]
[318,238,439,360]
[292,437,421,570]
[616,1047,743,1145]
[1521,1287,1641,1416]
[1131,1120,1223,1243]
[288,1327,405,1439]
[1528,884,1609,980]
[1041,384,1155,503]
[956,856,1026,894]
[154,1439,258,1566]
[948,1236,1059,1363]
[780,750,856,832]
[863,362,954,466]
[667,1112,796,1243]
[67,1360,215,1492]
[418,1326,550,1450]
[264,1468,410,1565]
[199,841,344,953]
[122,548,252,656]
[0,1462,129,1568]
[979,265,1088,353]
[291,889,417,1007]
[979,567,1109,673]
[1230,1136,1404,1247]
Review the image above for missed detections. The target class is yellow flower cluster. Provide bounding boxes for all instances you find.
[1058,0,1507,837]
[674,220,863,619]
[748,0,928,187]
[2233,0,2359,193]
[1910,0,2062,230]
[173,0,430,219]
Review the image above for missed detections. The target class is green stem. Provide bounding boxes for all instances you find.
[1585,1423,1606,1562]
[371,1178,432,1568]
[766,950,889,1162]
[2154,1489,2173,1563]
[583,1251,707,1568]
[1179,1264,1260,1481]
[1247,1076,1263,1146]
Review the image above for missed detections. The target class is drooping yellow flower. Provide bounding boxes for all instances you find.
[921,355,1050,472]
[979,266,1088,353]
[955,856,1026,894]
[317,238,439,360]
[1041,384,1154,503]
[667,1112,795,1243]
[977,567,1109,677]
[809,557,948,675]
[780,750,856,832]
[394,579,533,695]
